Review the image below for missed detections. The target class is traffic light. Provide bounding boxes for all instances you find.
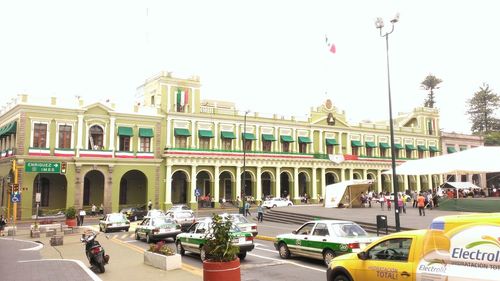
[60,162,67,174]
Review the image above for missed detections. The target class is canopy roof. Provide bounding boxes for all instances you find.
[383,146,500,175]
[441,182,481,190]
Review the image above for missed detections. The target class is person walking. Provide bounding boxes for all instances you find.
[417,193,426,216]
[91,204,97,216]
[257,203,264,222]
[99,203,104,215]
[78,209,86,226]
[147,199,153,210]
[378,193,385,210]
[244,200,251,217]
[412,191,418,208]
[0,215,6,236]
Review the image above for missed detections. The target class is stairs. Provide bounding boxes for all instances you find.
[264,208,413,234]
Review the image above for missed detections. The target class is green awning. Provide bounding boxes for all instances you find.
[447,147,457,153]
[261,134,276,141]
[405,144,416,150]
[365,141,376,148]
[117,126,133,136]
[429,146,440,152]
[242,133,257,140]
[0,121,17,137]
[174,128,191,136]
[280,135,294,142]
[379,142,390,149]
[298,136,312,143]
[417,145,428,151]
[198,130,214,138]
[351,140,363,147]
[394,143,404,150]
[220,131,236,139]
[139,128,154,137]
[325,138,338,145]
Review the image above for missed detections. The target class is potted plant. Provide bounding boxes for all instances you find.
[143,241,181,271]
[202,214,241,281]
[30,221,40,238]
[65,206,77,227]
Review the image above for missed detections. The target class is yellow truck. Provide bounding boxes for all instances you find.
[327,213,500,281]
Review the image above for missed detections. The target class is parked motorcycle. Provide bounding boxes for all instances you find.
[81,231,109,273]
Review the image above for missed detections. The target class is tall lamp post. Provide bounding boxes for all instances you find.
[242,110,250,201]
[375,14,401,232]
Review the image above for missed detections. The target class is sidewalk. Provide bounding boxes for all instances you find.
[3,226,202,281]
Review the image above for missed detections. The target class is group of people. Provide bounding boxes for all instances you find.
[365,190,439,216]
[235,196,264,222]
[77,203,105,226]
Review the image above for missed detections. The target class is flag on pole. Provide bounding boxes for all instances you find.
[325,35,336,54]
[177,88,189,106]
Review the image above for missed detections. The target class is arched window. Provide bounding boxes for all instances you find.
[88,125,104,150]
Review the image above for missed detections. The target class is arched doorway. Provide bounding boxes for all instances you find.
[382,174,391,193]
[241,171,253,198]
[298,172,309,198]
[325,173,337,185]
[32,173,67,215]
[219,171,233,202]
[261,172,272,199]
[419,175,428,192]
[172,171,188,204]
[83,170,104,207]
[353,173,362,180]
[119,170,147,208]
[280,172,291,198]
[196,171,211,196]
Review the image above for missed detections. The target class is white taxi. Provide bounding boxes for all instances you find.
[262,197,293,209]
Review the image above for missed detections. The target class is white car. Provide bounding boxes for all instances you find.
[262,197,293,209]
[220,213,258,236]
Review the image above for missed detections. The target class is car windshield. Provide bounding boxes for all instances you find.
[229,215,249,224]
[151,217,174,226]
[148,210,164,217]
[108,214,126,222]
[174,211,194,219]
[331,223,367,237]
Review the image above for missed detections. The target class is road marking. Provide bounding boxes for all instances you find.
[109,237,203,276]
[19,259,102,281]
[253,247,278,254]
[123,240,139,243]
[247,252,325,272]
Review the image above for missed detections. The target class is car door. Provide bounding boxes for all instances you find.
[354,237,415,281]
[137,218,150,239]
[307,223,331,260]
[183,222,204,253]
[289,223,316,257]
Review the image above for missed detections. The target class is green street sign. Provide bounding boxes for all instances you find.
[25,161,61,173]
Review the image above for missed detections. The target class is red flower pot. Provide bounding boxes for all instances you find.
[203,258,240,281]
[66,218,77,227]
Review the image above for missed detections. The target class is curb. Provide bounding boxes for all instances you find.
[255,235,275,242]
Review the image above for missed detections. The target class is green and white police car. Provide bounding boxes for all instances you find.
[135,216,182,243]
[274,220,377,266]
[175,218,255,261]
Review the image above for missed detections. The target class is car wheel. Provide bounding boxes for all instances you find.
[146,234,152,243]
[126,228,130,232]
[200,246,207,261]
[273,204,277,208]
[176,241,185,255]
[287,203,292,206]
[134,215,137,221]
[103,227,108,233]
[323,249,336,266]
[333,275,351,281]
[135,231,140,240]
[238,251,247,260]
[278,242,290,259]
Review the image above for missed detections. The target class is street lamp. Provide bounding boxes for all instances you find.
[376,13,401,232]
[242,110,250,200]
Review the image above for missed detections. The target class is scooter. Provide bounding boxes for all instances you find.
[81,231,109,273]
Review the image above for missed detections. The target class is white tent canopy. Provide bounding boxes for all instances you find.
[441,182,481,190]
[324,180,373,208]
[383,146,500,175]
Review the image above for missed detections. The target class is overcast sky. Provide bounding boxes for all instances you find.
[1,0,499,134]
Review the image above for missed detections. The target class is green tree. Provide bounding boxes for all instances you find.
[467,83,500,134]
[484,131,500,146]
[421,74,443,108]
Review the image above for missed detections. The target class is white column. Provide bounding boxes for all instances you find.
[363,169,367,180]
[276,167,281,197]
[293,128,297,152]
[235,124,240,150]
[165,85,170,112]
[109,117,116,152]
[338,132,343,154]
[404,175,409,191]
[341,168,346,182]
[77,114,84,155]
[236,166,241,200]
[274,126,279,152]
[191,87,195,113]
[416,175,421,191]
[214,122,219,149]
[166,118,171,148]
[191,121,196,148]
[165,165,172,205]
[377,170,382,193]
[293,167,299,200]
[214,166,220,203]
[256,166,262,201]
[427,174,433,191]
[346,133,352,154]
[318,130,323,154]
[310,129,315,154]
[349,169,354,180]
[312,167,317,200]
[321,168,326,199]
[190,165,197,203]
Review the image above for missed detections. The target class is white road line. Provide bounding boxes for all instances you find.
[254,242,269,248]
[1,237,44,251]
[253,247,278,254]
[19,259,102,281]
[123,240,139,243]
[247,252,325,272]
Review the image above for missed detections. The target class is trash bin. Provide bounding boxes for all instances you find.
[376,215,388,236]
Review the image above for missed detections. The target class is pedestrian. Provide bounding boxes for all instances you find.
[257,202,264,222]
[221,197,226,209]
[99,203,104,215]
[147,199,153,210]
[368,191,373,208]
[417,193,426,216]
[244,200,251,217]
[91,204,97,216]
[386,193,391,211]
[78,209,86,226]
[397,194,404,214]
[0,215,6,236]
[412,191,418,208]
[378,193,385,210]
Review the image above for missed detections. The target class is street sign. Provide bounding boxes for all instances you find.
[25,161,61,173]
[195,188,201,197]
[11,191,21,203]
[35,192,41,203]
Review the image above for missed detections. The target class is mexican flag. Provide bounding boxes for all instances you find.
[177,88,189,106]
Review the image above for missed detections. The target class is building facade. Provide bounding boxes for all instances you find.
[1,72,443,219]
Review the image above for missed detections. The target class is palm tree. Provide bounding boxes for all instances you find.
[420,74,443,108]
